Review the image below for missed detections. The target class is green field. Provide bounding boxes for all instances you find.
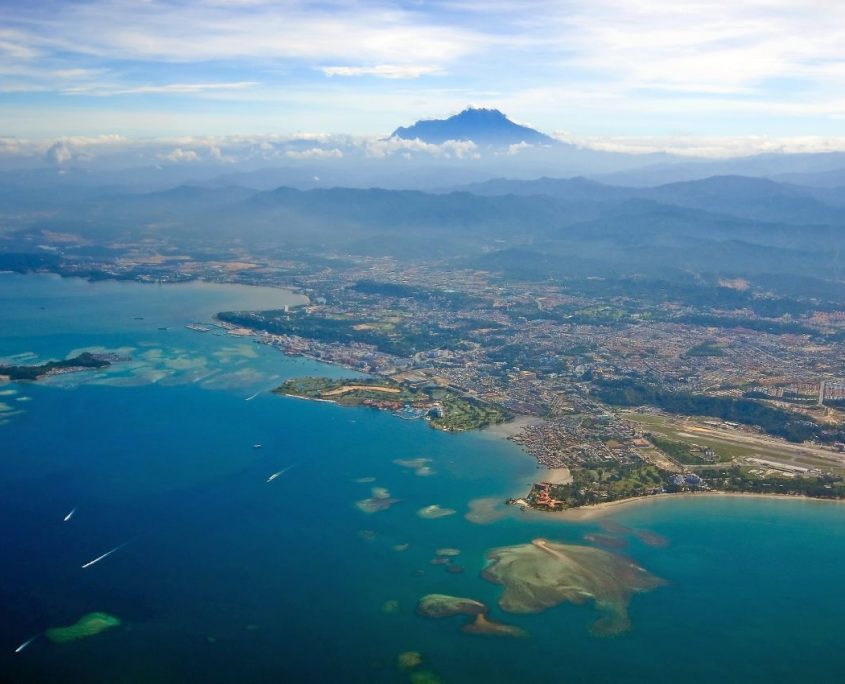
[625,411,845,474]
[429,392,510,432]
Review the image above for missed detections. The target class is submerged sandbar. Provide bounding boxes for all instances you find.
[482,538,664,636]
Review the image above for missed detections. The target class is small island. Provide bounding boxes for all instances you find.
[45,612,122,643]
[0,352,112,381]
[482,539,664,636]
[274,376,510,432]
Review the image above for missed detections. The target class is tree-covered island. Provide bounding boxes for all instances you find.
[0,352,112,381]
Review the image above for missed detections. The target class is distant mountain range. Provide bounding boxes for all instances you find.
[451,174,845,224]
[5,172,845,290]
[391,107,556,146]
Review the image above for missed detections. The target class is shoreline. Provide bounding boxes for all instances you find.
[278,392,336,404]
[1,269,310,300]
[480,415,543,440]
[525,490,845,521]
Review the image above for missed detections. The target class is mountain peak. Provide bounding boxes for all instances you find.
[391,107,555,146]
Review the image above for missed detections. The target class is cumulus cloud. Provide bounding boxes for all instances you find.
[285,147,343,160]
[9,130,845,169]
[365,137,479,159]
[208,145,235,163]
[159,148,199,163]
[506,141,533,156]
[44,140,73,165]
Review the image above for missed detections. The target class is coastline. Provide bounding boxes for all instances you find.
[481,415,543,440]
[524,490,845,522]
[278,392,337,404]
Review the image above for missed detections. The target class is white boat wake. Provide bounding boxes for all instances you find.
[15,635,38,653]
[267,463,297,482]
[81,540,132,569]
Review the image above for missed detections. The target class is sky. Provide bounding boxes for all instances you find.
[2,0,845,147]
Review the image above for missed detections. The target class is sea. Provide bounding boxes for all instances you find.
[1,272,844,684]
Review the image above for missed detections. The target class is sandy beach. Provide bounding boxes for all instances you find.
[524,490,845,522]
[539,467,573,484]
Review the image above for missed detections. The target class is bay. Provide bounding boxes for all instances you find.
[1,273,844,683]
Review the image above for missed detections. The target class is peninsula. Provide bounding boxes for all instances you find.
[274,376,510,432]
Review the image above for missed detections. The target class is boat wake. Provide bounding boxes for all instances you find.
[14,635,39,653]
[267,463,297,483]
[81,540,133,569]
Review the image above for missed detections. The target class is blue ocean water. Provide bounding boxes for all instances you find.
[2,273,845,683]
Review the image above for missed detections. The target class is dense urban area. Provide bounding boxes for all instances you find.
[6,215,845,510]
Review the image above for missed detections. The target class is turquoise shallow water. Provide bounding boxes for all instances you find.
[2,273,845,683]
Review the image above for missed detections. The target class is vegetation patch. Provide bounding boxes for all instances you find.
[647,434,726,465]
[527,461,668,510]
[595,377,835,444]
[683,342,725,358]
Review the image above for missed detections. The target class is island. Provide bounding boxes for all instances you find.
[481,539,665,636]
[45,612,122,643]
[0,352,112,381]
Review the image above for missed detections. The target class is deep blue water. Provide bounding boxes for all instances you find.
[2,273,845,683]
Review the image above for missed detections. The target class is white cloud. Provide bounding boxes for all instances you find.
[506,141,533,156]
[321,65,440,79]
[9,129,845,168]
[285,147,343,159]
[522,1,845,97]
[63,81,260,96]
[365,137,479,159]
[159,148,200,163]
[5,0,845,139]
[44,140,72,165]
[6,1,478,65]
[555,133,845,159]
[208,145,235,163]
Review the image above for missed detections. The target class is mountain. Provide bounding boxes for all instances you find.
[641,175,845,224]
[450,176,635,202]
[596,151,845,186]
[773,167,845,188]
[452,174,845,225]
[7,178,845,290]
[391,108,556,146]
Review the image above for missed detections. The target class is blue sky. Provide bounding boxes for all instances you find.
[2,0,845,142]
